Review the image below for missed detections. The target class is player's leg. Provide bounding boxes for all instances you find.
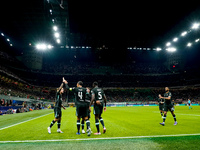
[93,105,101,135]
[160,110,163,116]
[76,116,81,135]
[99,115,106,133]
[81,118,85,134]
[94,114,101,135]
[170,110,177,125]
[160,108,167,126]
[75,106,81,135]
[84,116,91,136]
[48,118,58,133]
[57,117,63,133]
[159,104,163,116]
[48,108,58,133]
[99,107,106,133]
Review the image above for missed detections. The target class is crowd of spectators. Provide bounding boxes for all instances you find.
[42,61,171,75]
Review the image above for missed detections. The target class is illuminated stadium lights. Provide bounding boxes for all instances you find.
[156,47,162,51]
[49,9,52,15]
[191,23,200,29]
[36,43,53,50]
[53,26,58,31]
[166,47,176,52]
[166,42,171,46]
[195,38,200,42]
[187,42,192,47]
[0,31,13,46]
[56,39,61,43]
[173,37,178,42]
[54,32,60,38]
[159,22,200,52]
[181,31,187,36]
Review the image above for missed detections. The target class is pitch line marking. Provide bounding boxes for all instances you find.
[0,133,200,143]
[153,111,200,116]
[0,112,53,131]
[176,113,200,117]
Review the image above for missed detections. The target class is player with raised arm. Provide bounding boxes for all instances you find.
[159,87,177,126]
[47,77,68,134]
[89,81,107,135]
[70,81,91,136]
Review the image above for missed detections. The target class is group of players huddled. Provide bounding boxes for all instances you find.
[47,77,107,136]
[158,87,177,126]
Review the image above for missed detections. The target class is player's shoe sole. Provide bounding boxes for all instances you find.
[57,130,64,133]
[103,127,106,133]
[94,132,101,135]
[159,123,165,126]
[47,127,51,134]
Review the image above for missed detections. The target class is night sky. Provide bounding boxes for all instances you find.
[0,0,200,49]
[67,0,200,47]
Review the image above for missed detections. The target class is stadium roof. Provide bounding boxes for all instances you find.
[1,0,200,52]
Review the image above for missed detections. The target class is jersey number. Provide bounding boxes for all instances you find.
[98,92,102,100]
[78,92,83,100]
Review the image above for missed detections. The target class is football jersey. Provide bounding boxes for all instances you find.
[91,87,105,105]
[72,87,87,105]
[164,92,172,105]
[159,98,164,104]
[85,92,91,106]
[55,92,63,108]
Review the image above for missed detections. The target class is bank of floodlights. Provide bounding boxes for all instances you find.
[36,43,53,50]
[161,22,200,52]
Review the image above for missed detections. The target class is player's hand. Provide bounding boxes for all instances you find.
[63,77,68,84]
[104,107,106,112]
[159,94,162,98]
[96,101,101,105]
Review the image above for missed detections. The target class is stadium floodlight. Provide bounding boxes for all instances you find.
[36,43,53,50]
[56,39,61,43]
[195,39,200,42]
[181,31,187,36]
[191,23,199,29]
[156,47,162,51]
[1,33,4,36]
[166,47,176,52]
[47,44,53,49]
[53,26,58,31]
[36,44,47,50]
[54,32,60,38]
[187,42,192,47]
[7,38,10,42]
[166,42,171,46]
[173,37,178,42]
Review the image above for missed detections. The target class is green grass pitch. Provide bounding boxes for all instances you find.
[0,106,200,150]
